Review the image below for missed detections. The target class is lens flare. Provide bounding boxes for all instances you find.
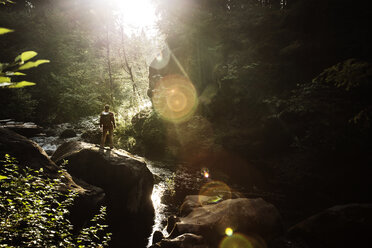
[225,227,233,236]
[219,233,267,248]
[152,74,198,123]
[201,168,210,178]
[219,233,253,248]
[198,181,231,206]
[150,46,171,70]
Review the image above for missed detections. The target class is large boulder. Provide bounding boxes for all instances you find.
[51,141,155,248]
[0,128,105,232]
[288,203,372,248]
[166,197,282,247]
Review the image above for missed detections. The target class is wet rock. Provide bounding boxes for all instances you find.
[166,215,180,234]
[152,230,164,244]
[1,127,58,174]
[179,195,217,217]
[51,141,155,248]
[149,244,161,248]
[159,233,207,248]
[288,203,372,248]
[0,128,105,232]
[59,128,77,138]
[81,129,101,144]
[44,128,57,136]
[171,197,282,246]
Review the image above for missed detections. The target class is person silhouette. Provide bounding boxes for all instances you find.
[99,104,116,149]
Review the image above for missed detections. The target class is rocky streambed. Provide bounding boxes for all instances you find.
[2,120,371,248]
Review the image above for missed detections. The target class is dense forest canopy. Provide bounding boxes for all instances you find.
[1,0,163,124]
[1,0,371,124]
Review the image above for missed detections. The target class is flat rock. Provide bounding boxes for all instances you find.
[0,122,42,137]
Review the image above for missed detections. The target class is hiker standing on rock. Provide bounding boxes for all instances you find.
[99,104,116,149]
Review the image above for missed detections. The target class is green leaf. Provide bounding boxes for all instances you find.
[15,54,21,62]
[0,76,11,83]
[6,72,26,76]
[20,51,38,62]
[0,27,14,35]
[9,81,36,88]
[0,175,7,180]
[0,82,12,87]
[34,59,50,66]
[18,59,50,70]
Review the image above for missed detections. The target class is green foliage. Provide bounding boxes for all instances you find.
[313,59,372,91]
[18,59,50,71]
[313,59,372,128]
[0,0,14,6]
[17,51,38,62]
[0,25,50,88]
[114,122,137,152]
[1,0,157,123]
[164,173,176,196]
[114,108,167,158]
[8,81,35,88]
[0,27,14,35]
[0,155,111,247]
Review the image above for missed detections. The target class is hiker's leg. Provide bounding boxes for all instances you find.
[101,128,108,147]
[109,128,113,149]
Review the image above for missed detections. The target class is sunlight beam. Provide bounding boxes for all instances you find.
[110,0,158,34]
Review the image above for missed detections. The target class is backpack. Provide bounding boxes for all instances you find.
[100,112,112,127]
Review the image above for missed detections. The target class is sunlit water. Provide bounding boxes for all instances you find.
[146,161,174,246]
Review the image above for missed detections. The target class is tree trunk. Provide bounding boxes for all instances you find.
[106,25,114,105]
[119,25,141,109]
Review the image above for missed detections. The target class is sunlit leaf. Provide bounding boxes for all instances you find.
[15,55,21,62]
[0,82,12,87]
[0,27,14,35]
[21,51,38,62]
[19,60,50,70]
[0,76,11,83]
[18,62,35,70]
[9,81,36,88]
[34,59,50,67]
[0,175,7,180]
[6,72,26,76]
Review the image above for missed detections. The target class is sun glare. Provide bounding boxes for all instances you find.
[111,0,158,33]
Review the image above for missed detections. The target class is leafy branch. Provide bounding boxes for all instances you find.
[0,2,50,89]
